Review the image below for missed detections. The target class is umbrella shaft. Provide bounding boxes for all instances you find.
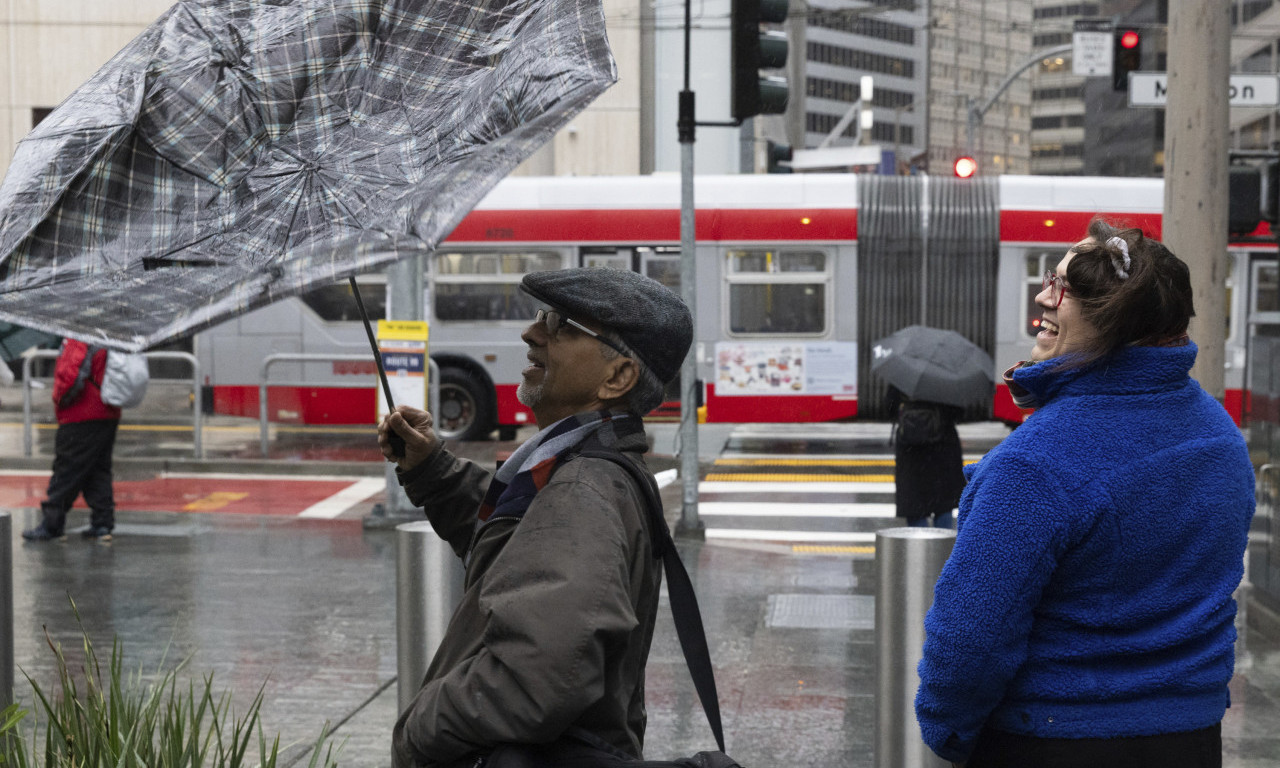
[350,277,397,411]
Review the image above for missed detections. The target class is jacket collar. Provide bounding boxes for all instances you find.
[1011,341,1198,407]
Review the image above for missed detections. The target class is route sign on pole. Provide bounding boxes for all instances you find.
[1129,73,1280,108]
[1072,18,1113,77]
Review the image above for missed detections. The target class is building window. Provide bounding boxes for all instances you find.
[1033,31,1072,47]
[806,42,915,78]
[809,11,916,45]
[1033,3,1100,20]
[806,77,914,108]
[726,250,830,335]
[433,250,564,321]
[1033,85,1084,100]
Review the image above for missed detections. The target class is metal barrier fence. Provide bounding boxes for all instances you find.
[22,349,203,458]
[875,527,954,768]
[257,354,441,457]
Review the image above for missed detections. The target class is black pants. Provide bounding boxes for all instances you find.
[967,723,1221,768]
[40,419,119,534]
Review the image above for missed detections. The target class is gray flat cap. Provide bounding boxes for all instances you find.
[521,268,693,383]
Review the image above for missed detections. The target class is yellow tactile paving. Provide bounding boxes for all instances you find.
[791,545,876,555]
[713,458,894,467]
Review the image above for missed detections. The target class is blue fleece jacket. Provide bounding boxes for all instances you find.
[915,343,1254,763]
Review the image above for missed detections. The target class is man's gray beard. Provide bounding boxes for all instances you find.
[516,380,542,409]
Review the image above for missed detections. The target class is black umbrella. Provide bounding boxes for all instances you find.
[0,0,615,351]
[871,325,995,408]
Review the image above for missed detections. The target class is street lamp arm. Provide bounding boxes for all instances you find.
[974,43,1072,119]
[966,43,1072,156]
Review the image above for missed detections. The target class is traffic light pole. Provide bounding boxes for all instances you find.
[676,0,702,537]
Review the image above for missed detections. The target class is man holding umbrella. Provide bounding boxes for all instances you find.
[379,268,692,768]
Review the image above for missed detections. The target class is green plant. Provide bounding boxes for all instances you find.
[5,602,341,768]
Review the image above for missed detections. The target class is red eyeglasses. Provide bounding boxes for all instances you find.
[1042,270,1070,309]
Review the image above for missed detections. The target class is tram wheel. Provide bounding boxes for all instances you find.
[435,367,493,442]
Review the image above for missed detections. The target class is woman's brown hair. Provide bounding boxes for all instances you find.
[1060,217,1195,368]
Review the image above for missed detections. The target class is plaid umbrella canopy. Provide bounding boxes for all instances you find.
[0,0,615,350]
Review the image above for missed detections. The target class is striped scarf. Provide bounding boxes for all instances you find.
[477,410,632,524]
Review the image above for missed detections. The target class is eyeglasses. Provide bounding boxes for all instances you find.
[1042,270,1070,309]
[534,308,631,358]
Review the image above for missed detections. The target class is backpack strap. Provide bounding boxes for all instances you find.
[575,449,727,754]
[59,344,101,409]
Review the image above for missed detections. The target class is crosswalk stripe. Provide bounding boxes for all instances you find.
[298,478,385,519]
[699,502,896,518]
[704,473,894,483]
[706,529,877,543]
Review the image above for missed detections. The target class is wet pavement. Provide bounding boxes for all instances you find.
[2,381,1280,766]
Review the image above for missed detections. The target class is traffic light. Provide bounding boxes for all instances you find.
[766,140,793,173]
[1264,160,1280,224]
[731,0,789,122]
[1112,28,1141,91]
[953,156,978,179]
[1228,165,1262,236]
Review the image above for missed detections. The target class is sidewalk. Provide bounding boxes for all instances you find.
[2,383,1279,766]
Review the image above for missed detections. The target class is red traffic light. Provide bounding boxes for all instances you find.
[1119,30,1140,49]
[953,156,978,178]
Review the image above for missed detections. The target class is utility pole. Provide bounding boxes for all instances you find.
[1163,1,1230,398]
[677,0,701,537]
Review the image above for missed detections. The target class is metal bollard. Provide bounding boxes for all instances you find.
[395,521,465,714]
[875,527,955,768]
[0,514,12,711]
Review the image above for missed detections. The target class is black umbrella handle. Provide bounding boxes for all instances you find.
[350,277,405,458]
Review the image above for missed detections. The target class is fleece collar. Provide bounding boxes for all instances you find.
[1011,342,1198,408]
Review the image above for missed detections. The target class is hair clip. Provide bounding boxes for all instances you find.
[1106,236,1130,279]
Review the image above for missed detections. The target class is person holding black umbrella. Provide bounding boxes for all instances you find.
[915,219,1254,768]
[872,325,992,528]
[887,386,964,528]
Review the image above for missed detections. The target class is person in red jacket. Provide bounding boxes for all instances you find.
[22,339,120,542]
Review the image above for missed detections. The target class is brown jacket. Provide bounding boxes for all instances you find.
[391,421,661,768]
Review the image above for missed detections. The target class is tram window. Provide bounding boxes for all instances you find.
[729,284,826,334]
[1256,265,1279,313]
[731,251,826,274]
[644,258,681,291]
[726,249,829,335]
[434,250,562,321]
[1025,252,1058,337]
[301,281,387,322]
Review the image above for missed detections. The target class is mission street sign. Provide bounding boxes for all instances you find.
[1129,73,1280,108]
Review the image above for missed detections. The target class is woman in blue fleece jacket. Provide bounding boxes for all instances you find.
[915,218,1255,767]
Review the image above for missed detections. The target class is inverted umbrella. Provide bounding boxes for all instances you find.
[0,0,615,351]
[871,325,995,408]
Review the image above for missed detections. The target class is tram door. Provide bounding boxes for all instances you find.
[1246,257,1280,610]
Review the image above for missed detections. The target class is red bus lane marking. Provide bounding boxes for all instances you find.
[0,472,384,518]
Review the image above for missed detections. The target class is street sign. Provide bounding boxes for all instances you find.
[1072,18,1113,77]
[1129,73,1280,107]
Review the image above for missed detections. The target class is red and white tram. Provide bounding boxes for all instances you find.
[194,173,1273,439]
